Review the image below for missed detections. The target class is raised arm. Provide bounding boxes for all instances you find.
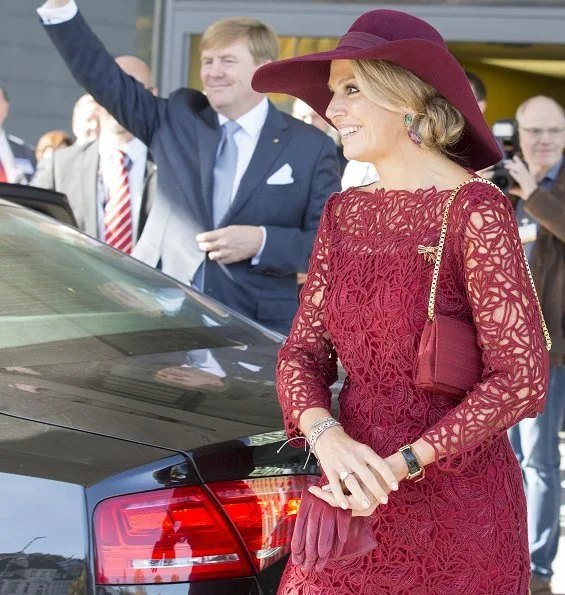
[39,0,166,146]
[414,185,549,472]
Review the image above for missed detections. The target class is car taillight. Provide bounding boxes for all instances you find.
[94,475,317,585]
[208,475,318,572]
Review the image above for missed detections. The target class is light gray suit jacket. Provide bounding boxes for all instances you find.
[31,139,156,241]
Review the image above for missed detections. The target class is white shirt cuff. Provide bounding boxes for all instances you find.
[37,0,78,25]
[251,226,267,266]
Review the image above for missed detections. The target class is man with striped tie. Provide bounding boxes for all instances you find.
[32,56,157,252]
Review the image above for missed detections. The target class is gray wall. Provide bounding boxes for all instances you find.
[0,0,139,146]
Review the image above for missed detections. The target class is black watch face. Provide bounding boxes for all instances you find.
[401,447,421,477]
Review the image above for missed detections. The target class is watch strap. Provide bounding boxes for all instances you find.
[399,445,424,481]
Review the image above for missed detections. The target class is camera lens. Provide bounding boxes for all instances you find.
[491,163,514,192]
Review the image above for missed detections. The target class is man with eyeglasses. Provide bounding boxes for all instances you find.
[506,95,565,595]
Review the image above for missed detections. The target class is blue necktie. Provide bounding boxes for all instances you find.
[192,120,240,291]
[212,120,240,228]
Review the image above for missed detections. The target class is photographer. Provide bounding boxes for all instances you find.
[506,95,565,595]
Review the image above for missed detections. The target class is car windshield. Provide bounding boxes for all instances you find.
[0,205,282,365]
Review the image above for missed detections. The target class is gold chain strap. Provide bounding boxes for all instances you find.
[427,177,552,352]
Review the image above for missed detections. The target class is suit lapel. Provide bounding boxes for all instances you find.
[196,106,221,228]
[221,103,290,225]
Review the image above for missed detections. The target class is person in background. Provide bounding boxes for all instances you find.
[35,129,73,163]
[0,85,36,183]
[37,0,340,335]
[291,98,345,286]
[292,98,347,176]
[465,70,487,115]
[506,95,565,595]
[72,93,100,146]
[340,159,378,190]
[32,56,157,255]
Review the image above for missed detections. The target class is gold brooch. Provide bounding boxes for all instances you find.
[417,245,438,264]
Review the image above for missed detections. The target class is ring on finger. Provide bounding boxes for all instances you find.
[338,471,352,482]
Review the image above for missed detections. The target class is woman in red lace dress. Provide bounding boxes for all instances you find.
[252,9,549,595]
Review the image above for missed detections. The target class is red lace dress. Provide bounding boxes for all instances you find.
[276,182,549,595]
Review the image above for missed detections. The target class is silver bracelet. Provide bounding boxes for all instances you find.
[308,419,342,456]
[306,416,335,434]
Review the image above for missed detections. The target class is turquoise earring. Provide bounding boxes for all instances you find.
[404,114,422,146]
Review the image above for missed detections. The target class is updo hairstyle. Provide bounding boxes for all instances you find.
[351,59,465,158]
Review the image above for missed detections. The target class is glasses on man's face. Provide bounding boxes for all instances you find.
[519,126,565,140]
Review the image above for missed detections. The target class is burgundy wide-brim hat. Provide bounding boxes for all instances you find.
[252,10,502,171]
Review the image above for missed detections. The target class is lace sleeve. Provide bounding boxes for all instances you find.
[276,193,339,440]
[421,186,549,472]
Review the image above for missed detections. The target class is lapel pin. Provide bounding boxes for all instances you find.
[273,137,280,144]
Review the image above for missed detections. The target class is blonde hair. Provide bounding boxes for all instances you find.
[201,17,278,65]
[35,130,73,162]
[351,60,465,157]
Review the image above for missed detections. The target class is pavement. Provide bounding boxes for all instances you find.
[548,433,565,594]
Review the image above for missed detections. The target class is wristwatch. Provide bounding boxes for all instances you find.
[398,444,425,482]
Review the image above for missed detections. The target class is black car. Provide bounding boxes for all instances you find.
[0,187,321,595]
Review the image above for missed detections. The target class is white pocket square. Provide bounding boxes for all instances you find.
[266,163,294,185]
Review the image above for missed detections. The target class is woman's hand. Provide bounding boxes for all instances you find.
[310,482,381,517]
[309,426,400,512]
[310,446,410,515]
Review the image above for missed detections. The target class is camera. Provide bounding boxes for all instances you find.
[490,119,520,193]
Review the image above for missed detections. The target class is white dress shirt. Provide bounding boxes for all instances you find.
[217,97,269,201]
[341,160,379,190]
[0,129,26,183]
[218,98,269,262]
[98,136,148,242]
[37,0,78,23]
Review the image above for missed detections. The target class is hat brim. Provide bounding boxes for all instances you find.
[253,39,502,171]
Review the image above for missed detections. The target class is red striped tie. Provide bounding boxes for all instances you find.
[104,149,133,254]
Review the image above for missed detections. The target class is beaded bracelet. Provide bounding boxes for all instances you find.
[276,416,341,470]
[308,419,342,456]
[307,416,335,434]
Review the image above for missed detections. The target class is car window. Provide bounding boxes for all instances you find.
[0,207,281,361]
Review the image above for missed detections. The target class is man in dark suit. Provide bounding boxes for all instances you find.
[31,56,157,251]
[0,85,36,183]
[37,1,340,334]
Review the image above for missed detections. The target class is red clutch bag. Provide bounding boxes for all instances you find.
[415,314,483,398]
[415,178,551,399]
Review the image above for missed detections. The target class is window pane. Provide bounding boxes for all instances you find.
[135,0,157,72]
